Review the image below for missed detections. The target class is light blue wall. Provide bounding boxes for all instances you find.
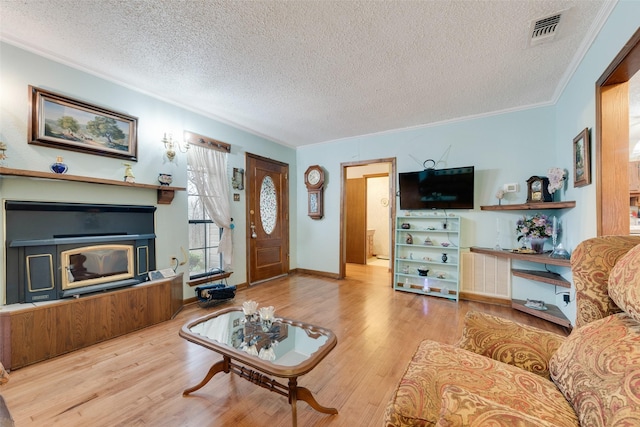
[0,41,297,302]
[1,0,639,325]
[551,1,640,322]
[297,1,640,324]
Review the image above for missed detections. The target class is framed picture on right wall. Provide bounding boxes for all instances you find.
[573,127,591,187]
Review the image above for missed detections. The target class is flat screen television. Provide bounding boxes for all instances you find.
[399,166,474,210]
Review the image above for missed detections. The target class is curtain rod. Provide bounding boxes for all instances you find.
[184,130,231,153]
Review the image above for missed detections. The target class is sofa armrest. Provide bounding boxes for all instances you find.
[435,385,568,427]
[456,311,565,379]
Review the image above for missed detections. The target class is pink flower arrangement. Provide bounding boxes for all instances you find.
[516,213,556,241]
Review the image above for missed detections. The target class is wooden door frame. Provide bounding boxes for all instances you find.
[339,158,396,280]
[597,28,640,235]
[245,152,290,285]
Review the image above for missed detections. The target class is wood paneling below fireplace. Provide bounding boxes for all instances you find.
[0,273,183,370]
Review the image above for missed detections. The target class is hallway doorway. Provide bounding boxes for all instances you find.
[340,158,396,282]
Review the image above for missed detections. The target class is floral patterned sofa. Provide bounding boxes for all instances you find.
[0,362,13,427]
[384,235,640,426]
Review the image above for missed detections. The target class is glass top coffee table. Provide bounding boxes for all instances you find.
[179,306,338,426]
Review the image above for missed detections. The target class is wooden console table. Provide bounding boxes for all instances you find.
[0,274,183,370]
[470,247,571,329]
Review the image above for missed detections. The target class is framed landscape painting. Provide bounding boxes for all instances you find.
[29,86,138,161]
[573,127,591,187]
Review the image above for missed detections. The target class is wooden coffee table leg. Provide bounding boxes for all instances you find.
[296,386,338,415]
[288,377,337,426]
[183,357,229,396]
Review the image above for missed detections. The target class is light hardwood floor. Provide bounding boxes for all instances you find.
[1,264,567,426]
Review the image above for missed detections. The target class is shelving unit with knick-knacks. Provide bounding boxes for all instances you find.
[394,212,461,301]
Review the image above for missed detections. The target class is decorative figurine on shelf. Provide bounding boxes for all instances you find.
[495,188,505,205]
[547,167,567,199]
[50,156,68,174]
[158,173,173,186]
[441,253,448,263]
[550,243,571,259]
[424,236,433,246]
[406,233,413,244]
[123,163,135,183]
[549,215,570,259]
[524,299,547,311]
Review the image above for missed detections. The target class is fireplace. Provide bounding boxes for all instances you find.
[5,201,156,304]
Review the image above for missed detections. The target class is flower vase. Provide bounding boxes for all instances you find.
[530,238,547,254]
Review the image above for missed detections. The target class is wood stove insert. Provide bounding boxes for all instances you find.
[5,201,156,304]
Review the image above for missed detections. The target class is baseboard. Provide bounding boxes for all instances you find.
[291,268,341,279]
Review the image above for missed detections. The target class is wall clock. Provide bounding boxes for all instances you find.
[526,176,552,203]
[304,165,325,219]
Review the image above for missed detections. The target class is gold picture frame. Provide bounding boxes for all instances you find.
[29,86,138,161]
[573,127,591,187]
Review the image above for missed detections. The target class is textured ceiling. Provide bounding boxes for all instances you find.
[0,1,615,148]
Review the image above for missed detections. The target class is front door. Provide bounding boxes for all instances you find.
[246,153,290,284]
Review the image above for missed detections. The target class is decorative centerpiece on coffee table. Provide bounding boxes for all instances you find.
[240,300,287,361]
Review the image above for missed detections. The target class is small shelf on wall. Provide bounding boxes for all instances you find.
[471,247,572,330]
[470,247,570,267]
[0,167,186,205]
[512,299,572,329]
[480,201,576,210]
[511,269,571,288]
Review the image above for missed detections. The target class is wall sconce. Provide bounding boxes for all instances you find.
[232,168,244,190]
[162,133,189,163]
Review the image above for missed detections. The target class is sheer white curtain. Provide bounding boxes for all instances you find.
[187,145,233,270]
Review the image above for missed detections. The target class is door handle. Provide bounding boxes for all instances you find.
[250,222,257,239]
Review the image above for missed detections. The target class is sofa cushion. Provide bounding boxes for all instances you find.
[608,243,640,322]
[550,313,640,426]
[434,385,560,427]
[570,236,640,328]
[384,340,578,427]
[457,311,565,379]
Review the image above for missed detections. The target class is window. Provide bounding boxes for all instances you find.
[187,164,223,279]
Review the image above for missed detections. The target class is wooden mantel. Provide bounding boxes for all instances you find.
[0,167,186,204]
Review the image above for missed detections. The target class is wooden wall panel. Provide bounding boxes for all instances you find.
[4,274,183,370]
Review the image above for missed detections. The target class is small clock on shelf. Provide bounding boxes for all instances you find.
[304,165,325,219]
[526,176,552,203]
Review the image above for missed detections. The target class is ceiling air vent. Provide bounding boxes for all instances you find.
[528,13,563,47]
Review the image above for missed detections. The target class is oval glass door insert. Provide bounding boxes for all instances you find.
[260,176,277,235]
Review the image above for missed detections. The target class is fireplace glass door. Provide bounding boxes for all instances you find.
[61,244,134,290]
